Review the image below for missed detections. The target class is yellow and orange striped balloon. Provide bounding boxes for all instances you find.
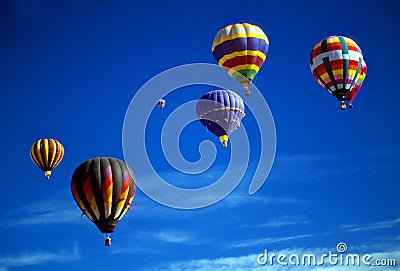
[30,138,64,180]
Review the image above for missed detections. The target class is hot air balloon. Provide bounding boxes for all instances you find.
[71,157,136,246]
[212,23,269,95]
[310,35,367,110]
[157,98,166,109]
[30,138,64,180]
[196,89,245,147]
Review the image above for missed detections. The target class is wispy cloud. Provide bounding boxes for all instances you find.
[0,202,80,227]
[270,153,345,182]
[109,230,202,256]
[341,217,400,232]
[133,163,253,209]
[233,234,317,248]
[275,154,337,163]
[258,215,309,227]
[1,192,81,227]
[143,245,400,271]
[110,246,162,255]
[144,254,260,271]
[272,148,400,183]
[276,147,400,164]
[221,194,310,207]
[4,207,79,226]
[150,231,195,244]
[0,245,80,267]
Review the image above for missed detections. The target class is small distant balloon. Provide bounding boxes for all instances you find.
[157,99,166,109]
[196,89,245,147]
[310,35,367,110]
[30,138,64,180]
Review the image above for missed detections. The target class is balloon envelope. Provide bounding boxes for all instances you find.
[30,138,64,180]
[196,89,245,147]
[347,58,367,103]
[212,23,269,94]
[310,35,367,108]
[157,98,166,109]
[71,157,136,234]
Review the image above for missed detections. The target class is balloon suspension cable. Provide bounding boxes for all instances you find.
[219,135,229,147]
[44,171,51,180]
[105,235,111,246]
[241,82,250,95]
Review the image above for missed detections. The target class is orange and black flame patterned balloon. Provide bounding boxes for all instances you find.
[70,157,136,234]
[30,138,64,180]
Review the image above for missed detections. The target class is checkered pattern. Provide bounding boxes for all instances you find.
[310,35,366,101]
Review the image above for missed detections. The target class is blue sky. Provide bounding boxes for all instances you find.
[1,0,399,270]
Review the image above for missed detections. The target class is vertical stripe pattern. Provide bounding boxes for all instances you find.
[102,166,113,218]
[114,170,132,219]
[310,35,367,101]
[70,157,136,234]
[71,181,94,221]
[196,89,245,146]
[347,59,367,102]
[30,138,64,179]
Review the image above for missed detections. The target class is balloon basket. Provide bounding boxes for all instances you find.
[241,82,250,95]
[219,135,229,147]
[44,171,51,180]
[105,235,111,246]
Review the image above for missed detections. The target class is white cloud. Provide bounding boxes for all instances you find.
[109,230,203,255]
[233,234,317,248]
[275,154,337,163]
[0,245,80,267]
[143,245,400,271]
[5,207,79,226]
[341,217,400,232]
[145,254,261,271]
[221,194,310,207]
[110,246,161,255]
[271,149,400,183]
[259,215,309,227]
[270,153,343,182]
[1,190,77,226]
[2,196,81,227]
[151,231,194,244]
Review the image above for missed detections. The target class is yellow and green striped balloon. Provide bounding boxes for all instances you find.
[212,23,270,95]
